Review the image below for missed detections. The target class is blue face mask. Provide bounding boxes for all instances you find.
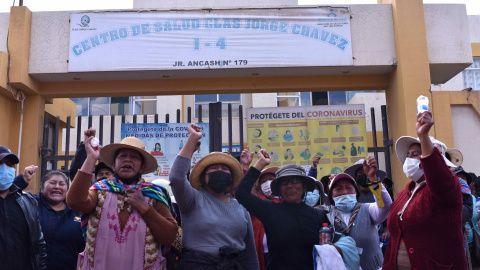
[0,163,15,190]
[333,194,357,212]
[305,190,320,206]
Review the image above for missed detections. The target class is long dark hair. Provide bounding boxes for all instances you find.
[41,171,70,191]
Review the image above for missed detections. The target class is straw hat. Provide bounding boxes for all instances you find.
[394,136,456,168]
[100,137,158,174]
[446,148,463,167]
[344,159,387,181]
[189,152,243,193]
[270,164,316,196]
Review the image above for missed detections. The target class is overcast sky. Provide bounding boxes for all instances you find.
[0,0,478,14]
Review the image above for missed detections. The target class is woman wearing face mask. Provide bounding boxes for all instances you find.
[306,181,328,208]
[383,111,467,269]
[236,149,360,270]
[169,124,259,269]
[327,156,392,270]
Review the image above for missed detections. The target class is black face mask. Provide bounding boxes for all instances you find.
[356,174,370,188]
[206,171,233,193]
[114,172,142,185]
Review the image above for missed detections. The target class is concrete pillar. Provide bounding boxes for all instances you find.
[378,0,432,193]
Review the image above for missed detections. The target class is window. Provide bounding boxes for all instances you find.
[131,96,157,115]
[194,94,241,118]
[277,92,312,107]
[463,57,480,90]
[70,97,130,116]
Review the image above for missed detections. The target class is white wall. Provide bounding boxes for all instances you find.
[424,4,472,65]
[469,15,480,43]
[157,95,182,121]
[348,92,386,133]
[451,105,480,176]
[350,4,395,67]
[431,72,465,91]
[134,0,297,9]
[0,13,9,53]
[252,93,277,108]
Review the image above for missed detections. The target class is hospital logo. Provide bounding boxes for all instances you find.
[79,15,90,27]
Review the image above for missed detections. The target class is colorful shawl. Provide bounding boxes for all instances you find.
[459,177,472,195]
[80,177,176,240]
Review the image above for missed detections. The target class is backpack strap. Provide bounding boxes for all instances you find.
[345,203,363,234]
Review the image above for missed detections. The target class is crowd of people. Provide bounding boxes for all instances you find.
[1,110,479,269]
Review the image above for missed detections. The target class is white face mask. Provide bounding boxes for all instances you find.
[403,158,424,182]
[261,180,273,196]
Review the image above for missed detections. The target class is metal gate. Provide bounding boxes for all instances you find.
[40,103,391,187]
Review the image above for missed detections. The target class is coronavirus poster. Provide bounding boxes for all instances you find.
[246,105,367,178]
[121,123,209,180]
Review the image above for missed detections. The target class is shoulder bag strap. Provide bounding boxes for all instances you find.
[346,203,363,234]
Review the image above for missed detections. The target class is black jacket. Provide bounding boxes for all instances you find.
[14,175,85,270]
[12,185,48,269]
[69,142,86,180]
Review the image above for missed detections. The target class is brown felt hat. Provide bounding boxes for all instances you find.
[100,137,158,174]
[189,152,243,193]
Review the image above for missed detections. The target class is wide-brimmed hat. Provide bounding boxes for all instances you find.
[453,166,473,185]
[259,167,279,181]
[445,148,463,167]
[100,137,158,174]
[0,146,19,164]
[94,162,113,178]
[344,159,387,181]
[395,136,456,168]
[270,164,316,196]
[189,152,243,193]
[327,173,360,205]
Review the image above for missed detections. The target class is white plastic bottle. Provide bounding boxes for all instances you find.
[416,95,429,114]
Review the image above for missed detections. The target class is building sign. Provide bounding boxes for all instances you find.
[121,123,209,180]
[246,105,367,177]
[69,8,352,72]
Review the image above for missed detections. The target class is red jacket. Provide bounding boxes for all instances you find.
[383,148,467,269]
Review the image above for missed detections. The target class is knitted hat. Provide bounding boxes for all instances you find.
[189,152,243,193]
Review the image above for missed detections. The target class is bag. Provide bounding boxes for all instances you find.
[468,220,480,260]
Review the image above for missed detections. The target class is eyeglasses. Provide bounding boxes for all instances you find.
[279,178,302,186]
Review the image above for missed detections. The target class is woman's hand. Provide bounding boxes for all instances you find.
[23,165,38,183]
[416,111,434,138]
[363,156,378,182]
[84,136,101,161]
[240,146,254,170]
[253,149,270,171]
[312,154,321,169]
[126,188,149,214]
[187,124,203,142]
[416,111,435,157]
[84,128,96,142]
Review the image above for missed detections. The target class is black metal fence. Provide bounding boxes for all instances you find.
[40,103,391,186]
[40,103,245,181]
